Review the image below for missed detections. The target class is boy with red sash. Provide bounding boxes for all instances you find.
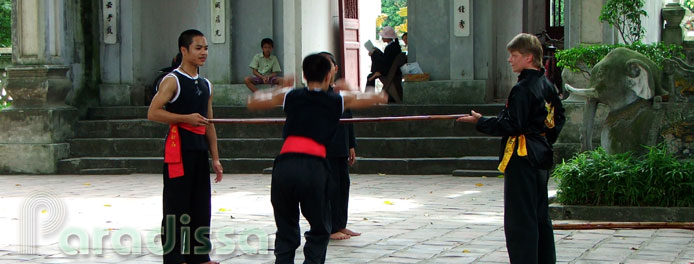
[247,54,386,264]
[147,29,223,264]
[457,33,565,263]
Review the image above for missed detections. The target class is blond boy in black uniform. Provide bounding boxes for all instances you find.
[457,33,565,263]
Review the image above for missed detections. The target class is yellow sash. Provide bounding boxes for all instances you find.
[545,102,555,129]
[498,135,527,172]
[498,102,554,173]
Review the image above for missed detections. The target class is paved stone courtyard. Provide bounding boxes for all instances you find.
[0,174,692,263]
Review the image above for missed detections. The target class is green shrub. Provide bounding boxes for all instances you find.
[556,42,685,74]
[599,0,647,44]
[553,144,694,207]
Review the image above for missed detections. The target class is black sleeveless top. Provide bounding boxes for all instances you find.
[282,87,344,146]
[164,69,211,151]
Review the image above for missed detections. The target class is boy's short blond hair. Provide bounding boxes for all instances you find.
[506,33,543,69]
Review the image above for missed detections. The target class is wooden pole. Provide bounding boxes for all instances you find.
[552,222,694,230]
[209,114,469,124]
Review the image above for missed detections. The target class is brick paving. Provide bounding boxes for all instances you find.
[0,174,691,263]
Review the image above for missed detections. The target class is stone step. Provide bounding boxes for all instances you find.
[210,84,272,106]
[58,157,274,174]
[75,119,489,138]
[58,156,499,175]
[452,169,503,177]
[66,104,508,175]
[68,137,501,158]
[80,168,134,175]
[85,104,505,120]
[455,156,500,170]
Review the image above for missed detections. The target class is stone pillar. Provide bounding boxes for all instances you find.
[662,2,685,46]
[402,0,487,104]
[282,0,302,85]
[0,0,77,174]
[100,0,138,106]
[565,0,617,49]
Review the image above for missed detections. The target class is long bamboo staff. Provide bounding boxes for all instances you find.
[552,222,694,230]
[210,114,469,124]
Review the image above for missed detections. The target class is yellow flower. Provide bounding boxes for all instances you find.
[376,14,388,28]
[397,7,408,17]
[395,20,408,34]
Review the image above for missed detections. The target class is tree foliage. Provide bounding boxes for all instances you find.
[686,0,694,12]
[379,0,407,34]
[0,0,10,47]
[556,42,684,75]
[599,0,647,44]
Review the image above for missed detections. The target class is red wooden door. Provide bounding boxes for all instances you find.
[339,0,360,88]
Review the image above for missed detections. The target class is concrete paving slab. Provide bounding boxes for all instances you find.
[0,174,691,263]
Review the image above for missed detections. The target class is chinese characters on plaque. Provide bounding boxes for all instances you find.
[211,0,225,43]
[454,0,470,37]
[102,0,118,44]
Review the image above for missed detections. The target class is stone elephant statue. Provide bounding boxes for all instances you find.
[565,47,668,154]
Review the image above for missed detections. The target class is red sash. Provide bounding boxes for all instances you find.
[279,136,326,158]
[164,123,207,178]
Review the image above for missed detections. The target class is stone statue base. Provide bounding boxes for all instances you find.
[0,65,77,174]
[0,107,78,174]
[0,107,77,174]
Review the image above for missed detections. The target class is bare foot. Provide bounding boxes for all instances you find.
[340,228,361,236]
[330,232,351,240]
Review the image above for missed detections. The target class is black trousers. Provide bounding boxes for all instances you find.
[271,154,331,264]
[365,51,382,94]
[327,157,350,233]
[161,150,212,264]
[503,155,556,264]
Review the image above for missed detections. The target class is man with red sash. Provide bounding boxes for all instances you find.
[247,54,386,264]
[147,29,223,264]
[457,33,565,263]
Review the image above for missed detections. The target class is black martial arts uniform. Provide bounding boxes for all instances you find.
[369,40,402,78]
[325,87,357,235]
[366,40,403,102]
[475,68,565,264]
[272,87,344,264]
[160,69,214,264]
